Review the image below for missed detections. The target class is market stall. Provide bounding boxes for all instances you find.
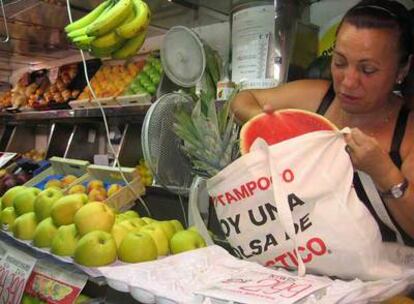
[0,0,413,303]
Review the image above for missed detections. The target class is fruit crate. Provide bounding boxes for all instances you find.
[115,93,152,106]
[23,156,90,190]
[71,164,145,211]
[68,97,119,109]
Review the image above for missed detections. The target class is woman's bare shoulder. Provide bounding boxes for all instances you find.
[267,79,332,111]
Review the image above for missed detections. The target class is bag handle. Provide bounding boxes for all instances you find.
[252,139,306,276]
[357,171,404,244]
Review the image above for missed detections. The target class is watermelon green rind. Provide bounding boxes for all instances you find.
[240,109,337,154]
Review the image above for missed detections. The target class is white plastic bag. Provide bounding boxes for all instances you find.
[207,130,402,280]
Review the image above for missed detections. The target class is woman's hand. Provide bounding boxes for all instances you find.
[343,128,396,182]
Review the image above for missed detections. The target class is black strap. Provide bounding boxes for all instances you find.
[316,83,335,115]
[389,105,410,167]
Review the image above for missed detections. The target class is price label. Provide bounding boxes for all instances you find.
[24,259,87,304]
[195,269,331,304]
[0,252,36,304]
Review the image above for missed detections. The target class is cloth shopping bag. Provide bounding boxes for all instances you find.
[207,130,402,280]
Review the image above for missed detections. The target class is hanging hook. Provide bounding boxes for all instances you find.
[0,0,10,43]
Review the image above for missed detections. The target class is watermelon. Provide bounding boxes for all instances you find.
[240,109,337,154]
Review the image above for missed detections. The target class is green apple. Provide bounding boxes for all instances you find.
[189,225,214,239]
[115,214,128,223]
[123,210,139,218]
[140,223,169,256]
[75,294,91,304]
[141,217,157,224]
[170,229,207,254]
[51,193,88,226]
[111,223,130,248]
[12,212,38,240]
[0,207,16,231]
[50,224,80,256]
[1,186,27,209]
[13,187,41,216]
[74,231,117,267]
[34,187,64,221]
[118,231,158,263]
[119,218,146,232]
[169,219,184,233]
[33,217,58,248]
[74,202,115,236]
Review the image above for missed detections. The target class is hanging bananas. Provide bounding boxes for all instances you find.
[65,0,151,59]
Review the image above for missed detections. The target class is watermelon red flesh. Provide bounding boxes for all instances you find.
[240,109,337,154]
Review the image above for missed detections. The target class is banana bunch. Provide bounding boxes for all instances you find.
[65,0,151,59]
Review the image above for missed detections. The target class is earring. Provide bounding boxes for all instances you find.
[396,79,403,85]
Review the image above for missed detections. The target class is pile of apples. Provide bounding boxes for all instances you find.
[45,176,123,203]
[0,183,207,267]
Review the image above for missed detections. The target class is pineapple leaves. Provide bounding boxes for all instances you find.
[173,89,239,178]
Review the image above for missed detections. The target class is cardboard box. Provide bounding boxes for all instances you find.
[70,164,145,211]
[23,156,89,190]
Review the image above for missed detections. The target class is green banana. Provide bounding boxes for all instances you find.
[67,27,88,40]
[86,0,133,37]
[91,31,125,49]
[111,29,147,59]
[73,35,96,50]
[65,0,111,33]
[115,0,151,39]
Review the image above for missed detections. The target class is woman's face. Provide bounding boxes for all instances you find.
[331,22,402,113]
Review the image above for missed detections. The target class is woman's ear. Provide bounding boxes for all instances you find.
[399,54,413,82]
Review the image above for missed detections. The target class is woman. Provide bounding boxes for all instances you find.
[231,0,414,246]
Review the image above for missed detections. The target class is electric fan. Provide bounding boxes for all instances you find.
[141,26,228,245]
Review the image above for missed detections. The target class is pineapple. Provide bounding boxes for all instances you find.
[173,88,239,178]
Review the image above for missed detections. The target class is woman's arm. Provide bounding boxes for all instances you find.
[230,79,330,123]
[344,128,414,238]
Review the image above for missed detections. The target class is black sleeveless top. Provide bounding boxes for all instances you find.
[316,84,414,246]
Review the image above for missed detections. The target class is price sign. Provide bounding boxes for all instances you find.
[195,269,331,304]
[0,252,36,304]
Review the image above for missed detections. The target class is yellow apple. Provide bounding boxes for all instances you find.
[68,184,86,194]
[153,221,176,241]
[140,223,169,256]
[118,231,158,263]
[45,179,63,189]
[74,231,117,267]
[51,193,88,226]
[107,184,123,197]
[0,207,16,231]
[50,224,79,256]
[33,217,58,248]
[111,223,130,248]
[119,218,146,232]
[141,217,157,224]
[61,175,77,187]
[74,202,115,236]
[88,188,107,202]
[12,212,38,240]
[169,219,184,233]
[123,210,139,218]
[87,180,104,193]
